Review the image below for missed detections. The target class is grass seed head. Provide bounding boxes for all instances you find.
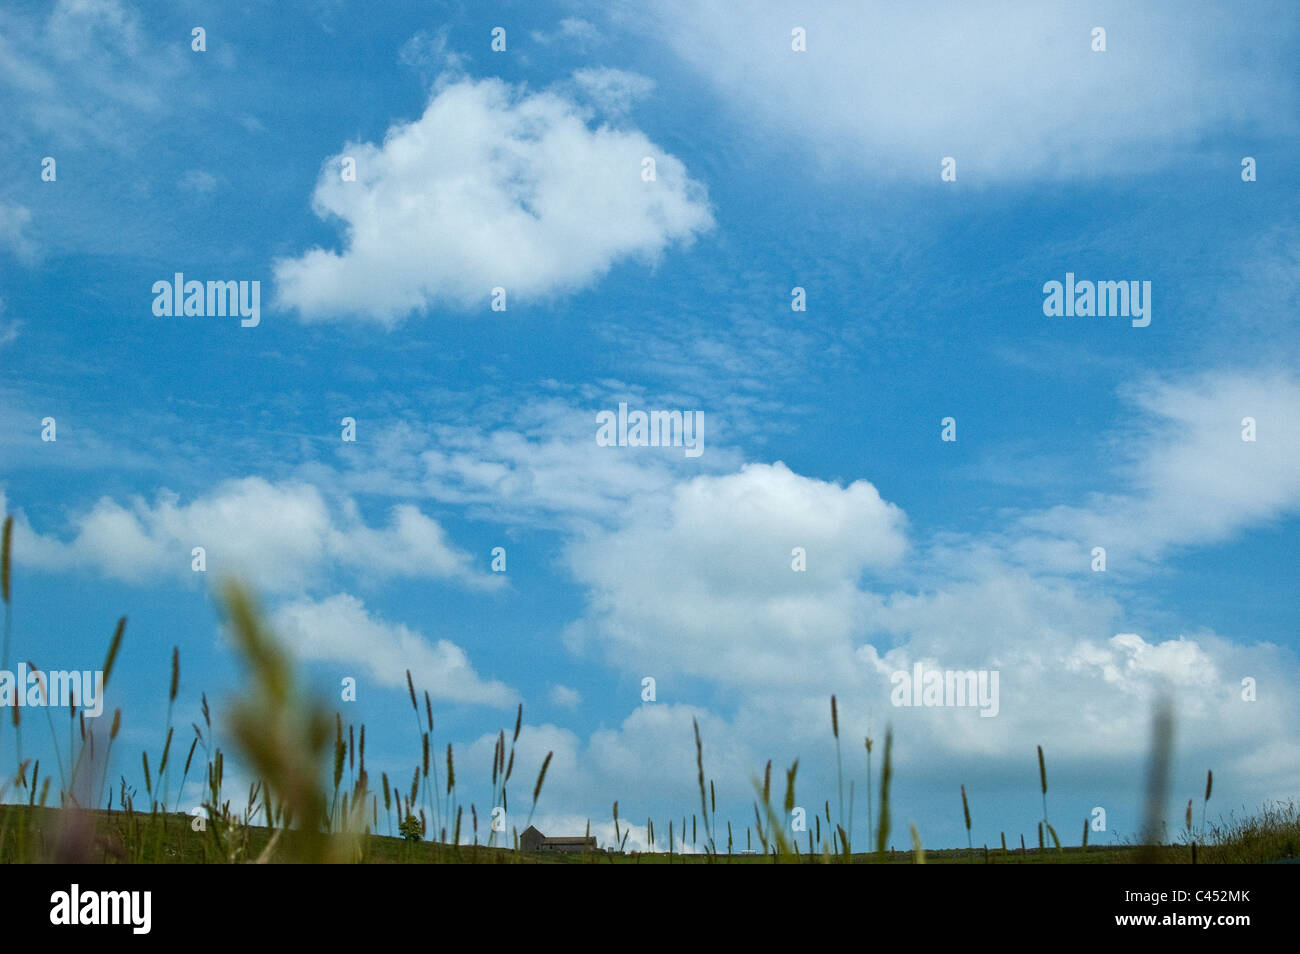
[102,618,126,690]
[532,751,553,804]
[0,514,11,605]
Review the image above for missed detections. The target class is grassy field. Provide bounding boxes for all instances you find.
[6,804,1290,863]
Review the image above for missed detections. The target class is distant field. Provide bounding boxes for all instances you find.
[2,805,1286,864]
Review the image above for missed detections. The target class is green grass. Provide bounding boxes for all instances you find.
[5,803,1294,863]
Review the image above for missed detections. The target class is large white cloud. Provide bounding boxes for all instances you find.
[613,0,1294,181]
[564,461,908,685]
[548,370,1300,831]
[274,74,714,323]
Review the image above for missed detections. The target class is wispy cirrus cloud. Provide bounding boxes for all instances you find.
[609,0,1297,182]
[0,298,20,347]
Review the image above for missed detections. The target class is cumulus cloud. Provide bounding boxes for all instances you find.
[860,576,1295,768]
[618,0,1296,181]
[8,476,497,593]
[564,461,908,685]
[271,593,516,707]
[545,370,1300,822]
[274,74,713,323]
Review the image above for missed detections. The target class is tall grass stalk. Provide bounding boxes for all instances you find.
[864,734,874,849]
[1037,744,1048,830]
[831,695,844,832]
[1202,769,1213,832]
[523,751,552,830]
[692,718,714,855]
[875,727,893,857]
[961,784,972,850]
[1138,697,1174,863]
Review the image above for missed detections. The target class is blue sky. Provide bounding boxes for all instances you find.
[1,0,1298,851]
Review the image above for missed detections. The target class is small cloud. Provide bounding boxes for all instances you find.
[179,169,220,194]
[549,684,582,709]
[0,299,19,348]
[399,27,467,76]
[532,18,602,48]
[571,68,654,117]
[0,201,40,263]
[238,114,266,134]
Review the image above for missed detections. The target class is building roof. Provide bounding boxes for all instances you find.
[520,826,594,847]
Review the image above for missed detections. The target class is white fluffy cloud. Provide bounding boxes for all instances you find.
[7,477,497,593]
[619,0,1293,181]
[550,371,1300,815]
[271,593,515,707]
[564,461,908,685]
[274,74,713,323]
